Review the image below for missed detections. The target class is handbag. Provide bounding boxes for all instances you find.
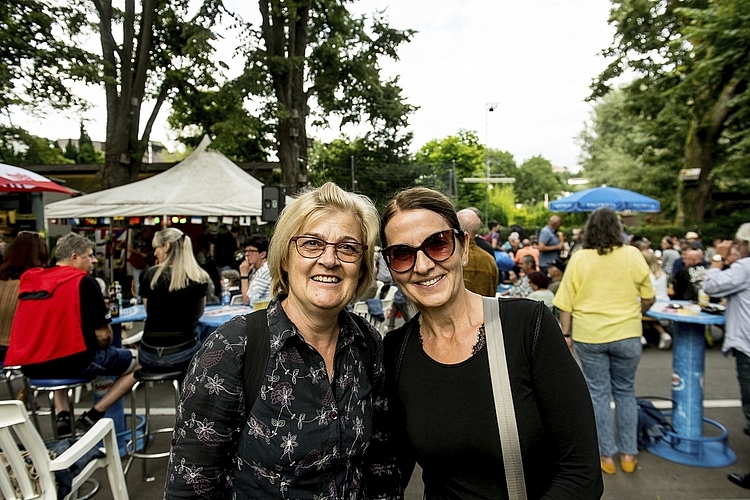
[483,296,527,500]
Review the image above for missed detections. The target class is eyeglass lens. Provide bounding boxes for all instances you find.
[384,229,458,273]
[292,236,365,263]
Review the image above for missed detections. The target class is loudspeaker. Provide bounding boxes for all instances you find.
[262,186,285,222]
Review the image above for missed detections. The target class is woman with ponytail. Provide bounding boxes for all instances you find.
[139,228,210,372]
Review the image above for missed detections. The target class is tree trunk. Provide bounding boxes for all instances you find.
[95,0,154,190]
[676,76,743,225]
[261,0,311,195]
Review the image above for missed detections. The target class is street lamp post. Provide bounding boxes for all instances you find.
[484,103,500,226]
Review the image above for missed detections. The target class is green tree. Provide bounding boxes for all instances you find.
[0,1,92,111]
[515,156,564,206]
[237,2,415,193]
[63,123,105,164]
[168,84,272,162]
[0,127,73,165]
[309,135,420,208]
[577,89,680,215]
[592,0,750,224]
[5,0,228,189]
[414,131,485,209]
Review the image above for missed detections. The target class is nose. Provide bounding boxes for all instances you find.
[412,249,434,274]
[317,244,339,267]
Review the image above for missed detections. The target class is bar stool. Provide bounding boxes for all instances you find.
[1,363,23,399]
[125,368,183,481]
[25,376,94,438]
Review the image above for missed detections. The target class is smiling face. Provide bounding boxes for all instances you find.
[283,211,364,315]
[384,209,468,312]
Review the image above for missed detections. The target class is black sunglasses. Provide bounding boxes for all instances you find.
[382,229,463,273]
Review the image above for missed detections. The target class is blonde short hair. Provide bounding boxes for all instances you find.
[268,182,379,300]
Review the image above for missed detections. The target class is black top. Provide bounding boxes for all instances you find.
[384,298,603,500]
[22,276,109,378]
[140,267,208,347]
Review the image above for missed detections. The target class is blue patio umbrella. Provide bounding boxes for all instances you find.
[548,186,661,213]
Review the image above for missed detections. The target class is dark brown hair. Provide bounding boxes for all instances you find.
[380,187,461,247]
[0,232,49,280]
[582,207,624,255]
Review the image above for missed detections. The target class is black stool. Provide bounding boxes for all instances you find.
[125,368,183,481]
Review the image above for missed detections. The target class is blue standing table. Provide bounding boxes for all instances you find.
[645,301,735,467]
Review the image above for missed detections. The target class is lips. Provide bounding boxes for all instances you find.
[416,275,443,287]
[312,275,341,283]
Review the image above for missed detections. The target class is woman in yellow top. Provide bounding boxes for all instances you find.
[553,207,655,476]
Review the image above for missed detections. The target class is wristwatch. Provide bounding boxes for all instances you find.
[712,254,724,263]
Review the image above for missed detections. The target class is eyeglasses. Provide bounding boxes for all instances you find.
[382,229,463,273]
[244,249,259,254]
[290,236,367,263]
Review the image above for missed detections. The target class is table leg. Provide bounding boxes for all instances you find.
[672,321,705,453]
[647,319,736,467]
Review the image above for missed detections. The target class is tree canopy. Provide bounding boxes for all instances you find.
[232,1,415,193]
[592,0,750,224]
[3,0,228,189]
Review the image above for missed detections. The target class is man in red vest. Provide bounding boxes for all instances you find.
[6,232,140,436]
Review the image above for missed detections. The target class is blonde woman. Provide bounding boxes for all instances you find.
[139,227,210,372]
[643,250,672,349]
[166,183,400,498]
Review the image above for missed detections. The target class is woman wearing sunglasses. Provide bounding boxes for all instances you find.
[381,187,602,499]
[166,183,401,499]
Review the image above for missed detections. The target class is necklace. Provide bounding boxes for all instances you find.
[418,323,486,357]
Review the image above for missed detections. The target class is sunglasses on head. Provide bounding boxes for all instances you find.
[382,228,463,273]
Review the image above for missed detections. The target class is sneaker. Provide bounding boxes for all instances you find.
[55,411,71,437]
[74,410,99,435]
[658,333,673,350]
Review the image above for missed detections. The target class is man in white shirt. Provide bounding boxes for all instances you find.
[702,223,750,489]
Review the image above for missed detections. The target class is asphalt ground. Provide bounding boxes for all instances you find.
[5,323,750,499]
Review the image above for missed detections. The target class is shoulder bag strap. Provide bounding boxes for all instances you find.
[483,297,527,500]
[243,310,271,414]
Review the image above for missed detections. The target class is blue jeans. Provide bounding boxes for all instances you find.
[80,347,136,377]
[734,350,750,433]
[138,342,200,373]
[575,337,642,457]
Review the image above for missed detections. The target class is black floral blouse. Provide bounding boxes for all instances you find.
[165,299,402,499]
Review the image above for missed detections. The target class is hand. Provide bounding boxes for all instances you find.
[715,240,734,260]
[239,260,251,275]
[565,336,574,353]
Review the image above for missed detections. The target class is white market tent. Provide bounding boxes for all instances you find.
[45,136,292,219]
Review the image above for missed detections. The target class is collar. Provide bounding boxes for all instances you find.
[266,298,368,356]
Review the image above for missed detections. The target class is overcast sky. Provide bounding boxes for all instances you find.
[11,0,617,171]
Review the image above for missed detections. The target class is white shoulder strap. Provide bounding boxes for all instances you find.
[483,296,527,500]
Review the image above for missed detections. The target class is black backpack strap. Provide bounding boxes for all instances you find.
[243,310,271,415]
[349,312,377,384]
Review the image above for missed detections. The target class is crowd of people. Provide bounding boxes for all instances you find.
[3,180,750,498]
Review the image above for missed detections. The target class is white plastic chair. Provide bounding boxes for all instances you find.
[0,400,129,500]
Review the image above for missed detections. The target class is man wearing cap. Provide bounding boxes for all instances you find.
[539,215,565,274]
[686,231,704,250]
[547,259,565,294]
[701,223,750,489]
[457,209,499,296]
